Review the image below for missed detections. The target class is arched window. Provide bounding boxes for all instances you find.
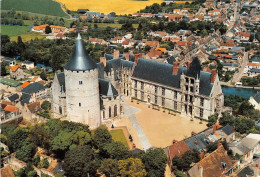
[114,105,117,117]
[109,107,111,118]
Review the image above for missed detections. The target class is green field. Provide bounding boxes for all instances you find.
[2,0,69,18]
[1,25,44,41]
[1,25,31,36]
[110,129,129,148]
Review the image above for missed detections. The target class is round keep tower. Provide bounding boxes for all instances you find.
[64,34,101,129]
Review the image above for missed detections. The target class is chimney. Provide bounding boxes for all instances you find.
[172,139,178,144]
[211,69,217,83]
[132,143,136,150]
[191,131,197,136]
[217,141,222,148]
[100,57,107,67]
[134,53,142,64]
[113,50,120,59]
[173,61,180,75]
[194,140,198,145]
[123,53,129,61]
[200,149,205,160]
[187,61,192,69]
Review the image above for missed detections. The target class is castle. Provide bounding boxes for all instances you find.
[52,34,224,129]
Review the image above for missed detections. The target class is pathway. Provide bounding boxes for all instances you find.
[123,102,151,150]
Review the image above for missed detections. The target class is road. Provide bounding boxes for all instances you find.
[232,52,248,83]
[123,102,151,150]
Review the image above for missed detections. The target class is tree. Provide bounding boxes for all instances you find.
[92,126,112,149]
[104,141,130,160]
[1,62,8,76]
[16,142,36,162]
[99,158,119,177]
[201,29,208,37]
[45,26,52,34]
[206,141,218,153]
[38,158,49,169]
[41,100,51,111]
[118,158,147,177]
[207,113,218,127]
[63,145,98,177]
[7,127,29,152]
[172,150,200,171]
[40,71,47,81]
[141,148,167,177]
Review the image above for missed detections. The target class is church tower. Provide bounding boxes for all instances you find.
[64,34,101,129]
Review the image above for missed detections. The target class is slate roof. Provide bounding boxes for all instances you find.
[97,62,105,79]
[186,57,202,78]
[229,136,259,155]
[57,72,66,92]
[99,79,118,96]
[184,131,209,151]
[22,82,45,94]
[199,71,213,96]
[20,93,31,106]
[132,58,187,89]
[64,34,97,71]
[8,93,19,102]
[167,56,176,64]
[237,166,254,177]
[132,58,213,96]
[252,56,260,63]
[249,68,260,73]
[253,91,260,104]
[221,124,234,135]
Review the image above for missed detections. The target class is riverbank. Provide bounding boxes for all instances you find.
[222,86,260,99]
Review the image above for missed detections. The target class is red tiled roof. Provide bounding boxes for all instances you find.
[1,165,15,177]
[4,105,19,112]
[56,33,65,38]
[21,81,31,89]
[145,41,159,47]
[122,41,129,45]
[196,145,234,177]
[27,102,41,113]
[177,41,187,46]
[168,140,190,160]
[10,64,21,72]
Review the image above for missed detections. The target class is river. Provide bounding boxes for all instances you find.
[222,86,259,99]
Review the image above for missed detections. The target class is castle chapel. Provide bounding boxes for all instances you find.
[52,34,224,129]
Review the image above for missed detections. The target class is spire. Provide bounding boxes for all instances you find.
[107,82,113,97]
[64,33,97,71]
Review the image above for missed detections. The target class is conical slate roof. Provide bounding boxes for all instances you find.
[64,34,97,71]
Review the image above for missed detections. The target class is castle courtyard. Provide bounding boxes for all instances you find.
[115,99,207,149]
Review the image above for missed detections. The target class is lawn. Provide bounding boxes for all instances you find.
[110,129,129,148]
[2,25,44,42]
[1,25,31,37]
[2,0,69,18]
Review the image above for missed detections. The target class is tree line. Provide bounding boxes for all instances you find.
[1,120,167,177]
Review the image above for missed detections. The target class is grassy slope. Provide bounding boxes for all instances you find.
[2,0,69,18]
[1,25,44,41]
[110,129,129,148]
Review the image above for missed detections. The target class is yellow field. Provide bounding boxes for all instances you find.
[10,33,45,42]
[57,0,192,14]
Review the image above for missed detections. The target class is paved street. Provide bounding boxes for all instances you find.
[232,52,248,83]
[123,102,151,150]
